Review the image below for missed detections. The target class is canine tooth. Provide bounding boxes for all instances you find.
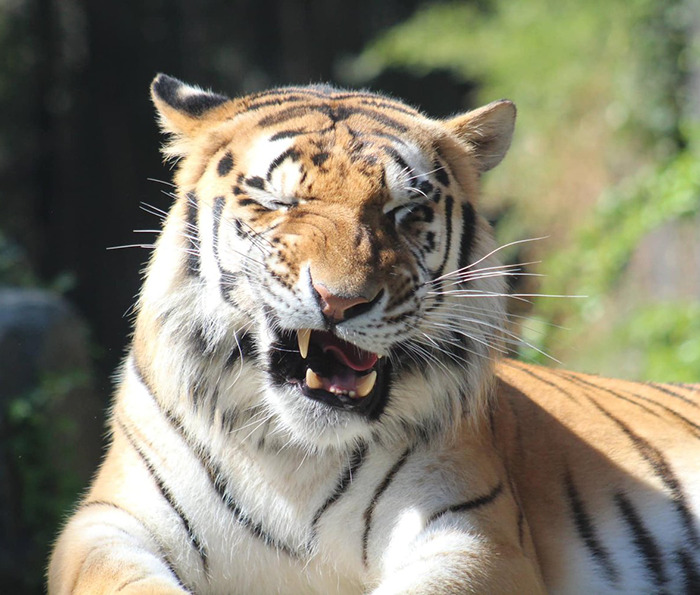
[356,371,377,398]
[297,329,311,359]
[305,368,324,390]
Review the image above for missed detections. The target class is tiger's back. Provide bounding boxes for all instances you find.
[48,75,699,594]
[496,362,700,592]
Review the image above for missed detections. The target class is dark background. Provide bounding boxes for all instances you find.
[1,0,473,387]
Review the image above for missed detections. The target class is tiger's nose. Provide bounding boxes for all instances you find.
[312,282,379,323]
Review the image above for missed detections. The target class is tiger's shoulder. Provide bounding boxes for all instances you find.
[491,359,700,592]
[495,359,700,439]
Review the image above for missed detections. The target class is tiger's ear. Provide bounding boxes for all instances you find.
[150,73,230,138]
[444,100,516,172]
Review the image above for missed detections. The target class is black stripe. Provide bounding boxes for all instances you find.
[241,94,314,114]
[675,548,700,593]
[245,176,266,190]
[258,104,408,133]
[361,447,412,566]
[82,500,190,592]
[184,192,201,276]
[457,202,476,272]
[211,195,247,301]
[649,383,700,409]
[211,468,301,558]
[564,471,618,582]
[382,146,410,173]
[614,492,668,587]
[311,151,330,166]
[116,416,209,575]
[563,372,700,436]
[310,443,368,543]
[629,396,700,437]
[226,332,254,368]
[417,179,433,195]
[217,151,234,177]
[558,372,661,417]
[257,104,330,128]
[368,129,407,145]
[633,396,700,438]
[426,481,504,527]
[266,147,300,180]
[434,159,450,187]
[504,361,580,403]
[243,85,339,104]
[130,358,299,559]
[584,398,700,549]
[269,128,309,141]
[435,194,454,277]
[242,86,417,117]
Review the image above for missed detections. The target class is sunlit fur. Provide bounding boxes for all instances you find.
[49,76,699,594]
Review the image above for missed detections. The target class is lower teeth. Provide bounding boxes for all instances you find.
[303,368,378,398]
[305,368,324,390]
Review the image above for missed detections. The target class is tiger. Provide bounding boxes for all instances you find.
[48,74,700,595]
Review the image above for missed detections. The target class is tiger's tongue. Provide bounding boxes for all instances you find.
[317,332,378,372]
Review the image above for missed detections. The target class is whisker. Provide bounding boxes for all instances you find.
[404,186,428,199]
[106,243,155,251]
[147,177,176,188]
[429,237,549,284]
[428,289,585,300]
[140,201,169,220]
[404,163,447,183]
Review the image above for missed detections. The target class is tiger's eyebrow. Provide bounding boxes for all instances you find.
[266,147,301,181]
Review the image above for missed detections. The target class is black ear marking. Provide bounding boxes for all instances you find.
[152,73,229,117]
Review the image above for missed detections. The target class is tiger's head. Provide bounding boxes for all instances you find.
[138,74,515,451]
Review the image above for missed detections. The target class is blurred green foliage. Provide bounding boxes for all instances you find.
[356,0,700,381]
[4,370,88,593]
[7,372,87,520]
[536,138,700,381]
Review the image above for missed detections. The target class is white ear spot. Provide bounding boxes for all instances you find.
[150,74,229,141]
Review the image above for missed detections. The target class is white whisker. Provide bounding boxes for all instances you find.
[429,237,549,284]
[106,243,155,251]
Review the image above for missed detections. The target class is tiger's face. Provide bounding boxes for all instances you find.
[145,75,515,450]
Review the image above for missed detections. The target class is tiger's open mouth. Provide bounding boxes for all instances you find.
[269,329,390,417]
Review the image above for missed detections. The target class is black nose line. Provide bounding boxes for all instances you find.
[340,287,385,322]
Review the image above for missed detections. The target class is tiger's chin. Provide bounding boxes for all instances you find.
[265,328,393,448]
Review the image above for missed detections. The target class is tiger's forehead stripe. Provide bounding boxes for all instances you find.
[235,85,421,118]
[256,104,411,133]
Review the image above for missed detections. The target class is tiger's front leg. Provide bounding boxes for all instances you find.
[48,500,190,595]
[363,441,546,595]
[371,531,545,595]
